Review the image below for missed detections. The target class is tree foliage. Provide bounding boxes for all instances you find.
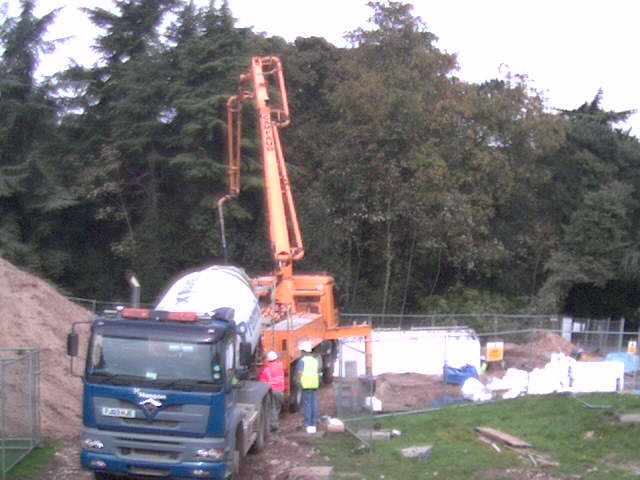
[3,0,640,323]
[0,0,71,275]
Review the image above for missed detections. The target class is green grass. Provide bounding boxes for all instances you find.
[315,393,640,479]
[4,440,58,479]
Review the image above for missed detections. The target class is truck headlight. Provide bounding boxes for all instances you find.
[196,448,224,460]
[83,438,104,449]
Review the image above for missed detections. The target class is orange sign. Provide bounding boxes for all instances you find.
[486,341,504,362]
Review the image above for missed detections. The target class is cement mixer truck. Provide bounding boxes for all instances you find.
[67,266,271,479]
[67,56,371,479]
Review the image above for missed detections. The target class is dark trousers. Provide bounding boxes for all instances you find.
[270,390,284,429]
[302,389,317,427]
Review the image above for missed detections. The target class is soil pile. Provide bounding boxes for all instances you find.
[502,330,579,370]
[375,372,461,411]
[0,258,92,439]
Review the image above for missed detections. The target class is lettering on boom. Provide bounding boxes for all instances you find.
[262,114,274,152]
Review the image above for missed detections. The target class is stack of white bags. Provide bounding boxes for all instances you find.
[463,353,625,401]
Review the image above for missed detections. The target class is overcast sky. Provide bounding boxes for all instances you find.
[8,0,640,136]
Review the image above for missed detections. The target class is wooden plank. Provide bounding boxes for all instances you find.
[475,427,531,448]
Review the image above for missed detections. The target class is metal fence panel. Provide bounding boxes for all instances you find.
[0,349,40,479]
[333,338,375,446]
[331,319,639,441]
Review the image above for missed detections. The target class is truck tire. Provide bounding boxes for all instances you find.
[321,340,337,385]
[249,402,267,453]
[228,427,245,480]
[288,383,302,413]
[322,356,334,385]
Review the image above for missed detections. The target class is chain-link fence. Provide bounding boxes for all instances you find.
[0,348,40,479]
[67,296,153,313]
[341,313,626,336]
[332,316,640,444]
[333,338,376,447]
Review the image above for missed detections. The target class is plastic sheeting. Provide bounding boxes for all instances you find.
[604,352,639,374]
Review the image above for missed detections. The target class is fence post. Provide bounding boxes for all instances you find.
[1,358,5,480]
[617,318,624,352]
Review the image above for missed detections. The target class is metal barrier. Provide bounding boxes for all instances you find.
[0,348,40,479]
[341,314,627,354]
[333,339,375,448]
[331,324,640,441]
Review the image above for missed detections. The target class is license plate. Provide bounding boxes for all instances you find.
[102,407,136,418]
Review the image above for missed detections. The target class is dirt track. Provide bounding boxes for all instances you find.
[30,389,334,480]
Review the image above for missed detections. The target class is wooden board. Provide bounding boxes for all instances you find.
[475,427,531,448]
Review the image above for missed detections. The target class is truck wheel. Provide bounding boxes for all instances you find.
[322,357,334,385]
[249,404,267,453]
[229,428,244,480]
[288,383,302,413]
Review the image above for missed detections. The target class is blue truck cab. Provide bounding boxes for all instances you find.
[68,306,270,480]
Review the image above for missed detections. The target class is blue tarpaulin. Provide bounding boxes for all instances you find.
[604,352,639,374]
[443,364,479,385]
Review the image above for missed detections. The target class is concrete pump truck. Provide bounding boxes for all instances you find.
[67,56,372,480]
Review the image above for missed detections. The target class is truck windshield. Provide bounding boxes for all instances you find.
[87,334,221,387]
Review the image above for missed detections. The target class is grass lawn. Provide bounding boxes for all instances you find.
[315,393,640,479]
[3,440,57,479]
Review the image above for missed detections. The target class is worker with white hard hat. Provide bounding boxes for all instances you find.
[258,350,285,431]
[295,341,322,434]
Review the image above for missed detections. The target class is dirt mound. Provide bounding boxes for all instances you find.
[0,257,92,439]
[502,330,578,370]
[375,372,461,411]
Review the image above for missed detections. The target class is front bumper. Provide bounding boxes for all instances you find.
[82,450,227,479]
[81,426,228,479]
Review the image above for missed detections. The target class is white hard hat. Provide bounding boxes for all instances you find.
[300,341,312,353]
[266,350,278,361]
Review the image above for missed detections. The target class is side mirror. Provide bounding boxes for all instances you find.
[213,307,235,322]
[239,341,253,366]
[67,332,79,357]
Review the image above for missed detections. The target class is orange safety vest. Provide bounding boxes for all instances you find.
[259,360,285,392]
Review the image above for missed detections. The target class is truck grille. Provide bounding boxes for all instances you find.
[122,418,179,428]
[116,436,181,462]
[119,446,179,460]
[95,396,211,434]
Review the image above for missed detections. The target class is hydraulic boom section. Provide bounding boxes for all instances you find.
[218,56,304,278]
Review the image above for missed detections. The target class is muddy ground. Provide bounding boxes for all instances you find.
[32,387,336,480]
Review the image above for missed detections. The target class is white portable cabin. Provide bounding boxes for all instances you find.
[336,327,481,377]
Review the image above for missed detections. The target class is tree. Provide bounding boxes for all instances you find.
[315,1,461,312]
[56,0,181,297]
[0,0,70,275]
[55,0,265,299]
[534,93,640,317]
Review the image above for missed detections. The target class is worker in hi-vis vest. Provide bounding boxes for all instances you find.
[296,341,322,434]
